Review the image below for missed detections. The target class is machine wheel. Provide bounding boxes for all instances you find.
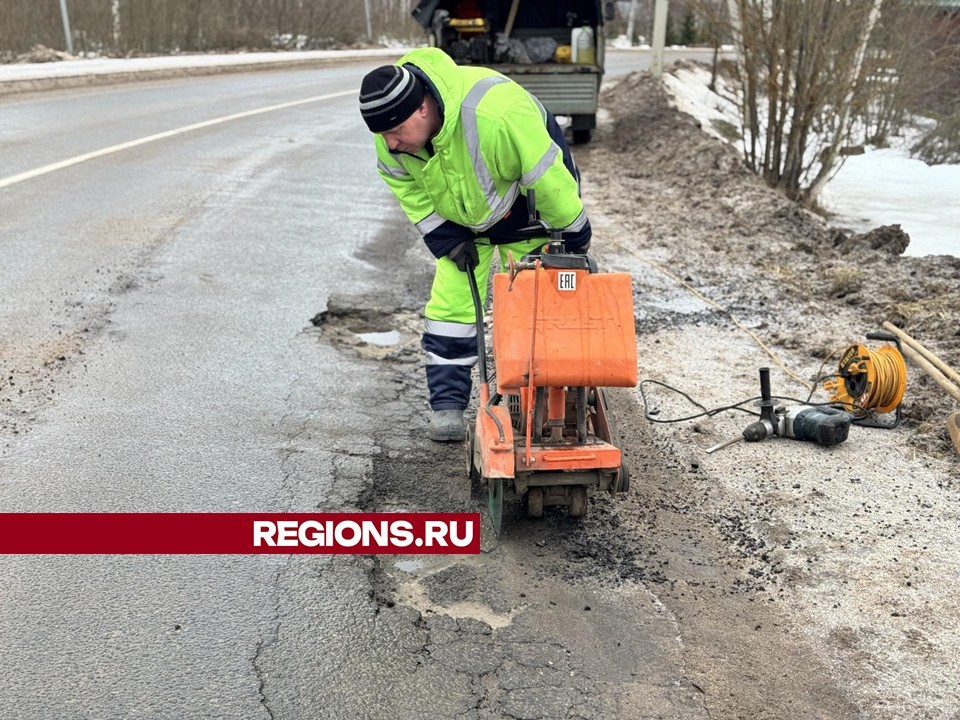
[487,477,504,537]
[568,485,588,519]
[595,388,633,496]
[465,425,479,481]
[572,129,592,145]
[618,463,631,493]
[525,487,544,518]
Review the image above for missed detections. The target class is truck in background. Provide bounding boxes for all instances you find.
[412,0,614,144]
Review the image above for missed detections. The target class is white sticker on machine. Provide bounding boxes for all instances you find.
[558,271,577,291]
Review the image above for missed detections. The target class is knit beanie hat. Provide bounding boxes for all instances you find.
[359,65,426,133]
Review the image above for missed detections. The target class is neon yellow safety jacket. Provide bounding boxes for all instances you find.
[373,47,590,258]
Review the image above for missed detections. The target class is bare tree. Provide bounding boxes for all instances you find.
[722,0,883,205]
[909,8,960,164]
[689,0,728,90]
[712,0,953,207]
[804,0,883,203]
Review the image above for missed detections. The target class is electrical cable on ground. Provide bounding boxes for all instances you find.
[639,378,859,424]
[603,239,906,428]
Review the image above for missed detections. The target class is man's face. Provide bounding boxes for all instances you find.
[380,103,431,154]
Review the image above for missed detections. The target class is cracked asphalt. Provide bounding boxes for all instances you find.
[2,51,957,720]
[0,55,703,719]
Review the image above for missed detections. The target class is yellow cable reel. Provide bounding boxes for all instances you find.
[825,343,907,416]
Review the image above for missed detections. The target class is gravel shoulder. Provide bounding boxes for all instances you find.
[578,70,960,718]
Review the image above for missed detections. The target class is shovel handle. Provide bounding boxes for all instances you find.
[882,322,960,389]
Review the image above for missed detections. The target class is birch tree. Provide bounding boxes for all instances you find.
[804,0,883,203]
[721,0,890,206]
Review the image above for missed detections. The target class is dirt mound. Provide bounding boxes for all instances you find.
[582,71,960,455]
[837,224,911,256]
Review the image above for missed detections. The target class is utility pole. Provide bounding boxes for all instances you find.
[364,0,373,42]
[112,0,121,50]
[626,0,639,45]
[58,0,74,54]
[651,0,669,78]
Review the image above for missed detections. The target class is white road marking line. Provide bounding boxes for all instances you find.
[0,88,356,189]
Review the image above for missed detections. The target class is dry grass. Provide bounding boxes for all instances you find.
[884,297,951,326]
[826,266,863,296]
[765,264,797,281]
[710,118,741,143]
[761,262,816,293]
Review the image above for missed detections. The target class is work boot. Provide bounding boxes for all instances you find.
[428,409,466,443]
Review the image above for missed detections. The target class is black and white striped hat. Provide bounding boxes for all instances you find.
[359,65,426,133]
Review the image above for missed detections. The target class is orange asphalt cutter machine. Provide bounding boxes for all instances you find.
[465,192,638,534]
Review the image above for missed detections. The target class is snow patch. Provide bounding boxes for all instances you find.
[661,63,959,257]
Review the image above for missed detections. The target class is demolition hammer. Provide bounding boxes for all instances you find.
[706,367,853,453]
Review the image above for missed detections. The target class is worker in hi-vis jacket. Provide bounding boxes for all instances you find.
[359,47,590,442]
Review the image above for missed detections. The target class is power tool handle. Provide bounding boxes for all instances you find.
[759,367,771,402]
[790,406,852,446]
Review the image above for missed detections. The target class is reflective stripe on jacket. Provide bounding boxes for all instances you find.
[374,48,588,258]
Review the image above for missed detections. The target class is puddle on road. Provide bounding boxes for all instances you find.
[353,327,401,346]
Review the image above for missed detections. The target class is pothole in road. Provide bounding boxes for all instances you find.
[386,555,517,629]
[310,293,423,363]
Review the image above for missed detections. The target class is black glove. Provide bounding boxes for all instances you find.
[447,240,479,272]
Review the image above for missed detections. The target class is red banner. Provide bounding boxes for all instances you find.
[0,513,481,554]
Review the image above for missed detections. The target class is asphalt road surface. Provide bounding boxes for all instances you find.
[0,55,707,719]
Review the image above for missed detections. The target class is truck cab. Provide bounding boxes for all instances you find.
[412,0,611,143]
